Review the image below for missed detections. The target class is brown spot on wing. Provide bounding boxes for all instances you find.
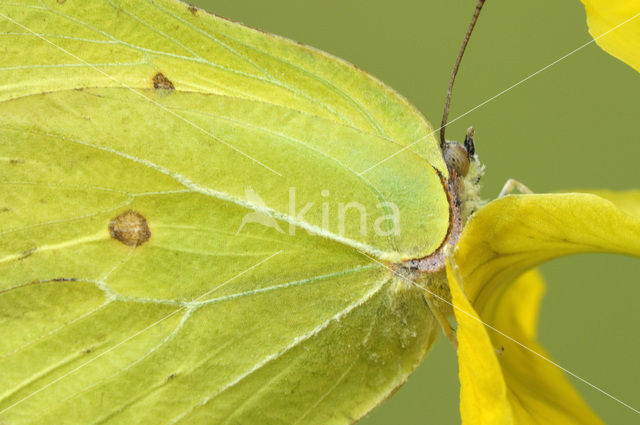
[187,4,198,15]
[109,210,151,247]
[152,72,175,91]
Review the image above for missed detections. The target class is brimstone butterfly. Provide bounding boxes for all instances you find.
[0,0,493,423]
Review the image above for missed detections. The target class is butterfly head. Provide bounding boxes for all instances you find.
[443,126,476,178]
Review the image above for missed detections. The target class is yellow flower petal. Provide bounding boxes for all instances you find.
[450,191,640,423]
[448,262,605,424]
[457,192,640,306]
[585,189,640,217]
[580,0,640,72]
[447,259,513,425]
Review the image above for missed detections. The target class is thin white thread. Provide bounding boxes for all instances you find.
[0,12,283,177]
[359,251,640,415]
[357,11,640,176]
[0,251,282,416]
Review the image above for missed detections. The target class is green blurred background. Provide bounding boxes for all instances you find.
[192,1,639,423]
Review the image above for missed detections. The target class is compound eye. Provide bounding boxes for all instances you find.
[444,143,470,177]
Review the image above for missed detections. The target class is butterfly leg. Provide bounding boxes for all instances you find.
[498,178,533,198]
[423,294,458,348]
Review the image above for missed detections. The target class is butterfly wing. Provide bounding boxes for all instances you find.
[0,1,448,423]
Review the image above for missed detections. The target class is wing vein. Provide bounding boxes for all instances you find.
[146,0,360,128]
[0,125,398,259]
[168,277,388,424]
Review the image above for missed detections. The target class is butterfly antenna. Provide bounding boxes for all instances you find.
[440,0,487,149]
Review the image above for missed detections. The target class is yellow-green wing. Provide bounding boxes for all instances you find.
[1,0,450,260]
[0,1,446,423]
